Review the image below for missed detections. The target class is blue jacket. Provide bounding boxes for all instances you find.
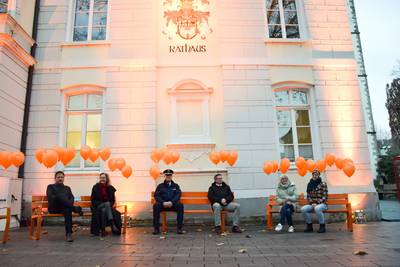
[154,180,182,204]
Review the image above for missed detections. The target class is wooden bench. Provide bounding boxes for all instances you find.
[266,193,353,232]
[30,195,128,240]
[151,192,233,232]
[0,207,10,244]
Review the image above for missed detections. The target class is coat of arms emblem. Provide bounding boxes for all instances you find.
[163,0,213,40]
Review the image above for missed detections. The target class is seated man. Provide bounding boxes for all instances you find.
[152,169,184,235]
[46,171,83,242]
[208,173,242,234]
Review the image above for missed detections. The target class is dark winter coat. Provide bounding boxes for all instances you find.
[207,182,234,205]
[154,180,182,204]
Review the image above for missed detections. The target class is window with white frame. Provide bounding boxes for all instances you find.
[275,89,313,161]
[65,93,103,169]
[72,0,108,41]
[169,82,212,144]
[0,0,8,13]
[266,0,300,39]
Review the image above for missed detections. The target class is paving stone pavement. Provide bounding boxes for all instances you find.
[1,222,400,267]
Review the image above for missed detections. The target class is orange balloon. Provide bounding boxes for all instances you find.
[325,153,336,166]
[53,146,65,160]
[295,157,305,168]
[60,148,76,166]
[335,158,344,169]
[227,151,238,166]
[42,150,59,168]
[115,158,126,171]
[80,145,91,160]
[1,151,13,169]
[171,151,180,164]
[343,163,356,177]
[209,151,220,165]
[297,167,308,177]
[219,151,229,162]
[99,147,111,161]
[108,158,117,171]
[279,158,291,173]
[150,149,163,163]
[0,151,6,167]
[121,165,133,178]
[272,161,279,173]
[306,159,316,172]
[263,161,273,175]
[342,158,354,166]
[12,152,25,167]
[89,148,99,162]
[315,159,326,173]
[163,151,173,165]
[150,166,160,180]
[35,148,45,164]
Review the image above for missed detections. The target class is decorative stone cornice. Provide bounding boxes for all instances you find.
[0,33,36,66]
[0,13,35,47]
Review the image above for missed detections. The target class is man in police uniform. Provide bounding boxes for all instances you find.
[152,169,184,234]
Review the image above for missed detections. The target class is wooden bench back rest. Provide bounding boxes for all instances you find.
[31,195,92,209]
[383,184,397,190]
[269,193,349,206]
[151,192,235,205]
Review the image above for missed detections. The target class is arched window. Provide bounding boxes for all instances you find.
[64,89,104,169]
[274,88,313,161]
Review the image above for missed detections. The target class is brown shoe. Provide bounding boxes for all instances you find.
[66,233,73,242]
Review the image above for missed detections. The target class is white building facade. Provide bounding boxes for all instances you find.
[10,0,380,220]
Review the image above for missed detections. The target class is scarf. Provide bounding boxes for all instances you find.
[307,177,322,193]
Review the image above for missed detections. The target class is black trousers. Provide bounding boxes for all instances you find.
[153,202,184,230]
[48,197,81,235]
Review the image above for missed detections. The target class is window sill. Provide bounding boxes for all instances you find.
[264,38,311,45]
[167,143,216,149]
[60,41,111,48]
[64,169,100,176]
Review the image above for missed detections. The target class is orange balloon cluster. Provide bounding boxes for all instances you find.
[107,157,132,178]
[293,153,356,177]
[0,151,25,169]
[80,146,111,163]
[150,148,180,165]
[209,150,238,166]
[263,158,290,174]
[149,148,180,180]
[263,153,356,178]
[35,147,76,168]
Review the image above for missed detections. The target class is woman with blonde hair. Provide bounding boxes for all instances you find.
[274,174,297,233]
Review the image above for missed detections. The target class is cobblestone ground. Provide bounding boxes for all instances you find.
[1,222,400,267]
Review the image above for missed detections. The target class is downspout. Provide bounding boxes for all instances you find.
[18,0,40,178]
[347,0,378,179]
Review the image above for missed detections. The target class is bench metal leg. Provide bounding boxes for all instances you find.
[161,212,167,232]
[123,206,127,235]
[1,207,10,244]
[35,214,42,241]
[220,212,226,232]
[266,205,273,230]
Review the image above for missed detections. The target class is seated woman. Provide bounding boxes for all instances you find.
[90,173,122,236]
[274,175,297,233]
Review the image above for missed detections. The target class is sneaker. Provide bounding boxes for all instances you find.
[177,229,184,234]
[274,223,283,232]
[66,233,73,242]
[215,226,222,235]
[288,226,295,233]
[231,226,242,233]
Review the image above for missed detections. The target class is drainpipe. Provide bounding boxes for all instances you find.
[18,0,40,178]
